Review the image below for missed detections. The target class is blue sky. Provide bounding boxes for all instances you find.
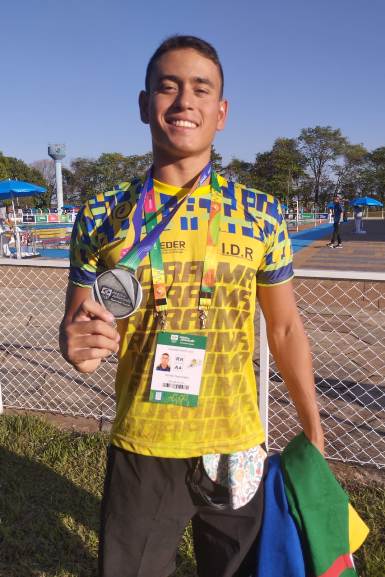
[2,0,385,167]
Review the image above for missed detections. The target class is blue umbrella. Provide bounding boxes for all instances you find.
[0,179,46,199]
[350,196,383,207]
[0,179,47,216]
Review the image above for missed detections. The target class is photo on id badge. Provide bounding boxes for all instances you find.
[150,333,207,407]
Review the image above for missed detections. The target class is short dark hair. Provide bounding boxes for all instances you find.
[145,35,224,97]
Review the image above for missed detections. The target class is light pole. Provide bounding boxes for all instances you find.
[48,144,66,214]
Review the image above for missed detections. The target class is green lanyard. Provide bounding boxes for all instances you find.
[145,169,223,330]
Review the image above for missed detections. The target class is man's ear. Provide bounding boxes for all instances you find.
[216,99,229,131]
[139,90,149,124]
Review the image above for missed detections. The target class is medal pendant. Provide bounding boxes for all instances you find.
[199,310,207,329]
[155,311,167,331]
[93,268,143,319]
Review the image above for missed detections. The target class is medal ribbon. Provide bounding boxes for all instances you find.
[117,163,222,323]
[198,169,222,316]
[146,164,222,315]
[117,163,211,273]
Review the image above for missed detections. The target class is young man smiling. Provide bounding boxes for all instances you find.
[60,35,324,577]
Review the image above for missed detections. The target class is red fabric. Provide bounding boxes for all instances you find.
[319,554,354,577]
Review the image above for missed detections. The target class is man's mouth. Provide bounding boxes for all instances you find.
[167,119,198,128]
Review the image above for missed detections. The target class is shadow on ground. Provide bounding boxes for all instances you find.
[0,448,100,577]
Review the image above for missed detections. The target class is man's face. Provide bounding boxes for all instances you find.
[139,48,228,161]
[161,354,169,367]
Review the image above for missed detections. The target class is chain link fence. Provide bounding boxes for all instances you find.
[0,262,116,422]
[0,261,384,468]
[262,270,385,468]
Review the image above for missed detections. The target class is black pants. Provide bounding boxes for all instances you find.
[99,445,266,577]
[331,222,341,245]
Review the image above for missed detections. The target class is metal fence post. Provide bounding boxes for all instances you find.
[259,311,270,450]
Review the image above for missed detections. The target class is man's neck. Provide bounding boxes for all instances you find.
[152,152,212,188]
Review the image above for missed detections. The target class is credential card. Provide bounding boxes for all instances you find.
[149,332,207,407]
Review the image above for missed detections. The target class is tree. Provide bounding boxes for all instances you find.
[333,144,368,200]
[0,152,48,207]
[31,159,56,188]
[222,158,257,188]
[298,126,348,205]
[30,159,57,208]
[210,145,223,172]
[364,147,385,205]
[70,152,153,202]
[251,138,306,202]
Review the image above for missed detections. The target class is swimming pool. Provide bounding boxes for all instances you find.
[34,222,334,260]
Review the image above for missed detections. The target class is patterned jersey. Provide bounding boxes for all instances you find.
[69,174,294,458]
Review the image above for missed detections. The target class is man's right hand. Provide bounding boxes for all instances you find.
[60,298,120,374]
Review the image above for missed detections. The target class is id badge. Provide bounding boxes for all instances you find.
[149,332,207,407]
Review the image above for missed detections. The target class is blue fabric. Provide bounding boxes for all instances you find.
[255,454,306,577]
[0,179,46,198]
[350,196,383,207]
[333,202,343,223]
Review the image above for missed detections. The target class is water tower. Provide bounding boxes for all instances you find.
[48,144,66,214]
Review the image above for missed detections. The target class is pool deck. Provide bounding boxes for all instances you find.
[292,219,385,273]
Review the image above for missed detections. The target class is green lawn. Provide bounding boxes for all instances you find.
[0,415,383,577]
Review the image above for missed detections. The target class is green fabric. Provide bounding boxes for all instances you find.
[281,433,357,577]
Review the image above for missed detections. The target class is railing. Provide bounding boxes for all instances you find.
[0,260,384,468]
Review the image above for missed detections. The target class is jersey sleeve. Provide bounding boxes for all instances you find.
[256,198,294,286]
[69,203,100,287]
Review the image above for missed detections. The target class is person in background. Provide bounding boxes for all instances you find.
[353,204,364,234]
[327,195,343,248]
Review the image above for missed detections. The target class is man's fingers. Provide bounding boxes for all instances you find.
[74,297,115,324]
[69,347,116,363]
[71,334,120,353]
[66,319,120,341]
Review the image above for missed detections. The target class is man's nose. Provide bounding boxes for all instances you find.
[173,85,193,109]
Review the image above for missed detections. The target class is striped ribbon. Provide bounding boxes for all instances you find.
[117,163,222,322]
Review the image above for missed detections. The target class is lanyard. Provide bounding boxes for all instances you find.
[117,163,222,329]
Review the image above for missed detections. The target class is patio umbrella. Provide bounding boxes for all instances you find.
[350,196,383,207]
[0,179,47,215]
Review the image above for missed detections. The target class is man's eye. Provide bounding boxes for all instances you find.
[161,84,177,92]
[195,88,209,95]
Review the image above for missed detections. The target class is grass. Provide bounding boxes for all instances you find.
[0,414,383,577]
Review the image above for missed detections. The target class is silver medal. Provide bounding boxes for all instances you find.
[93,268,143,319]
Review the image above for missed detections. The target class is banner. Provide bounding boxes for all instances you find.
[48,214,59,222]
[22,215,36,223]
[36,215,48,223]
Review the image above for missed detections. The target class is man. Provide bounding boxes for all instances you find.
[353,203,364,234]
[156,352,171,371]
[60,35,324,577]
[327,195,344,248]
